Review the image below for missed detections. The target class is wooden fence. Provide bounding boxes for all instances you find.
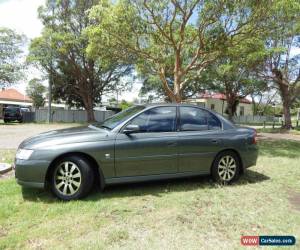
[23,109,115,123]
[232,115,280,124]
[21,110,282,125]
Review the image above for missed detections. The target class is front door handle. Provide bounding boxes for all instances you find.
[167,141,177,147]
[211,139,219,144]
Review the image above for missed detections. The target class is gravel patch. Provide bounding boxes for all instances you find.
[0,163,12,174]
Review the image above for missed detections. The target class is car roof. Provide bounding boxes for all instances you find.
[144,102,201,107]
[5,106,19,109]
[141,102,212,111]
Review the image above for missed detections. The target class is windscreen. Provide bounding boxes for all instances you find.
[92,105,145,130]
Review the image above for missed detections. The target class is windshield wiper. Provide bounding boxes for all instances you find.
[99,125,112,130]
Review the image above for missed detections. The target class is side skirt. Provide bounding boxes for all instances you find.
[104,171,210,186]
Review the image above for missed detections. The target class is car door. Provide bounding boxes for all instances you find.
[178,106,223,174]
[115,106,178,177]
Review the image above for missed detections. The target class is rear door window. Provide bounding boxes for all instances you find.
[179,107,221,131]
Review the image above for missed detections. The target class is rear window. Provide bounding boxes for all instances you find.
[5,107,19,112]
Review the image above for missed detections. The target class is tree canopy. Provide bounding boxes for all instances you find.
[26,78,46,109]
[28,0,132,121]
[0,27,25,88]
[88,0,271,103]
[22,0,300,126]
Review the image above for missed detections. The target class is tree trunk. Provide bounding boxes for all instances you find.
[272,69,292,129]
[226,94,238,121]
[173,49,182,103]
[86,106,95,123]
[280,84,292,129]
[83,95,95,123]
[159,67,182,103]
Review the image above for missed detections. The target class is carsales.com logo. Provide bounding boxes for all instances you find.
[241,236,296,246]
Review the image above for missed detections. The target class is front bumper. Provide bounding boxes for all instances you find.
[15,158,50,189]
[16,179,44,188]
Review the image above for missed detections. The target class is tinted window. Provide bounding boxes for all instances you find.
[180,107,221,131]
[5,107,19,114]
[129,106,176,132]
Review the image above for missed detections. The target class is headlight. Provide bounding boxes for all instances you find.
[16,149,34,160]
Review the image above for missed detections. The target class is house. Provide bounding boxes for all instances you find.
[186,92,253,116]
[0,88,32,118]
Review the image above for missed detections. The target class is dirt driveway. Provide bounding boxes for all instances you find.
[258,132,300,141]
[0,123,80,149]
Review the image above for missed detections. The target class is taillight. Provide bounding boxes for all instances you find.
[252,129,257,144]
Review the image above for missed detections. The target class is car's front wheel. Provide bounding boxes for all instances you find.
[51,156,94,200]
[211,151,240,184]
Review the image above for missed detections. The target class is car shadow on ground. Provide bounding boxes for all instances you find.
[21,169,270,203]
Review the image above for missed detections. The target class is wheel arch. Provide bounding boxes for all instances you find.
[45,152,105,190]
[211,148,244,174]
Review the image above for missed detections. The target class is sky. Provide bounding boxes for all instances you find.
[0,0,141,102]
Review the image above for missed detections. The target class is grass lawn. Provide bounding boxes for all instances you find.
[0,140,299,249]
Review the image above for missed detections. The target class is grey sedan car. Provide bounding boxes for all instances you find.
[15,104,258,200]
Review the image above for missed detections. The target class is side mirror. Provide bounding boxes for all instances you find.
[123,124,140,134]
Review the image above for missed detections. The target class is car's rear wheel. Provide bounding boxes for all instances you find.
[211,151,240,184]
[51,156,94,200]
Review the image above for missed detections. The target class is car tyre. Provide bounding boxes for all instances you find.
[51,155,94,200]
[3,119,8,123]
[211,151,240,184]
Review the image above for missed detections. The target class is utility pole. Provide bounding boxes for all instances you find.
[47,71,52,123]
[47,0,55,123]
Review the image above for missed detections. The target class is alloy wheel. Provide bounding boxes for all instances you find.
[54,161,82,196]
[217,155,237,181]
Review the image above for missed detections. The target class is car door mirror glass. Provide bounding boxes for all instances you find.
[123,124,140,134]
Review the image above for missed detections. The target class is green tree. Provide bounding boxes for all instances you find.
[138,71,207,102]
[204,37,269,120]
[26,78,46,108]
[88,0,270,103]
[0,27,25,88]
[257,0,300,128]
[28,0,132,122]
[119,99,133,110]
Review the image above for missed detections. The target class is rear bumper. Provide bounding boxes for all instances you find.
[15,159,50,189]
[242,144,259,169]
[4,116,21,121]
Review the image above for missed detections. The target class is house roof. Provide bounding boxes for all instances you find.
[0,88,32,102]
[197,92,252,104]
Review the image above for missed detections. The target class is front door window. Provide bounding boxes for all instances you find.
[128,106,177,132]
